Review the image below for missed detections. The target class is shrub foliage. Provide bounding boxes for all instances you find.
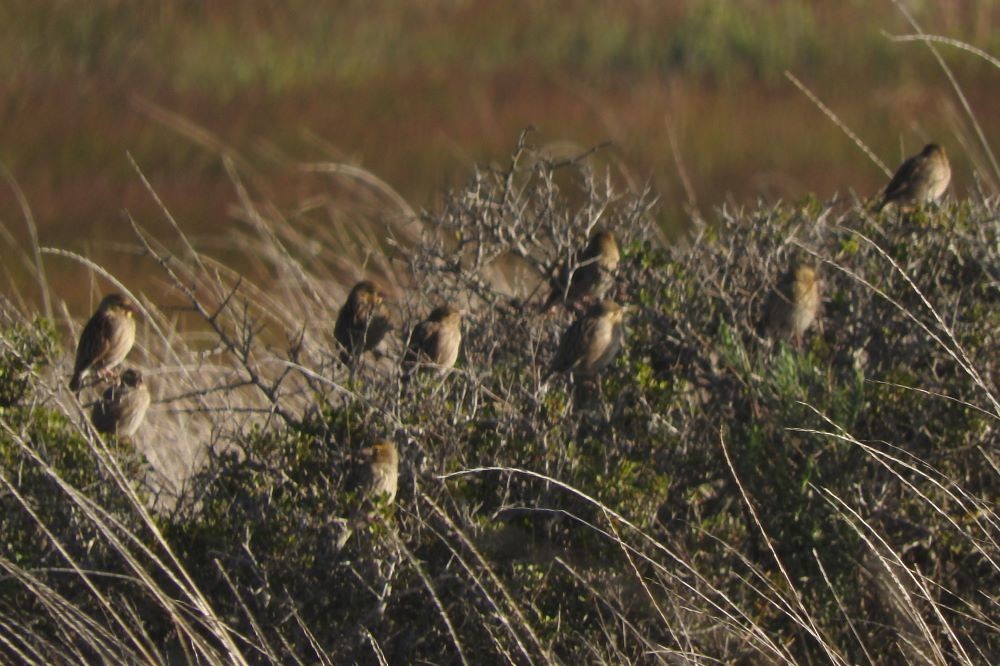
[0,142,997,664]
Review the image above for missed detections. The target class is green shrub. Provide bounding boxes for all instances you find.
[0,315,154,660]
[2,142,997,663]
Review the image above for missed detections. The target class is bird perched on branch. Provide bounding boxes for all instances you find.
[402,305,464,379]
[69,293,138,392]
[542,230,620,311]
[336,439,399,550]
[762,261,821,348]
[334,281,392,364]
[549,299,625,377]
[874,143,950,213]
[91,368,151,438]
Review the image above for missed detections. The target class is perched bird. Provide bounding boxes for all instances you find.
[334,280,392,364]
[91,368,151,438]
[763,262,821,348]
[550,299,626,377]
[69,293,138,392]
[875,143,951,213]
[542,230,620,311]
[402,305,464,378]
[336,439,400,550]
[358,440,399,506]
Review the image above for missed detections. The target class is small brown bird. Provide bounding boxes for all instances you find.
[336,439,400,550]
[875,143,951,213]
[359,439,400,506]
[91,368,151,438]
[69,293,138,392]
[550,299,626,377]
[763,262,821,348]
[334,281,392,364]
[402,305,464,378]
[542,230,620,311]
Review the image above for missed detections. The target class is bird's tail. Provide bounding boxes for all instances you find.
[539,288,560,313]
[334,524,354,551]
[69,372,83,392]
[334,508,372,551]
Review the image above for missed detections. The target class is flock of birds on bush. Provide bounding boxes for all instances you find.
[65,142,951,533]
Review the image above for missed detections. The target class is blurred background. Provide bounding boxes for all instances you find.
[0,0,997,306]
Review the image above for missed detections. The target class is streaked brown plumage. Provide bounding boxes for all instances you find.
[91,368,151,438]
[402,305,464,378]
[336,439,400,550]
[69,293,138,392]
[542,230,620,310]
[875,143,951,212]
[550,299,625,376]
[359,439,400,505]
[763,262,821,347]
[334,281,392,363]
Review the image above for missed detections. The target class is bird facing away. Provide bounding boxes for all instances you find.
[402,305,464,378]
[336,439,400,550]
[69,293,138,392]
[91,368,151,438]
[334,281,392,364]
[875,143,951,213]
[763,262,821,348]
[550,299,626,377]
[542,230,620,311]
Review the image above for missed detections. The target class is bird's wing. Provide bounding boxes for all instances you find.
[761,270,794,335]
[363,304,392,347]
[333,302,354,346]
[551,316,595,372]
[73,311,115,376]
[405,321,439,367]
[91,383,123,432]
[883,155,924,201]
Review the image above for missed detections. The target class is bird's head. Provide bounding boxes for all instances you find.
[362,440,399,466]
[922,143,945,160]
[99,293,138,317]
[588,230,621,266]
[794,264,817,287]
[351,280,384,306]
[120,368,144,387]
[595,299,626,323]
[427,305,465,326]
